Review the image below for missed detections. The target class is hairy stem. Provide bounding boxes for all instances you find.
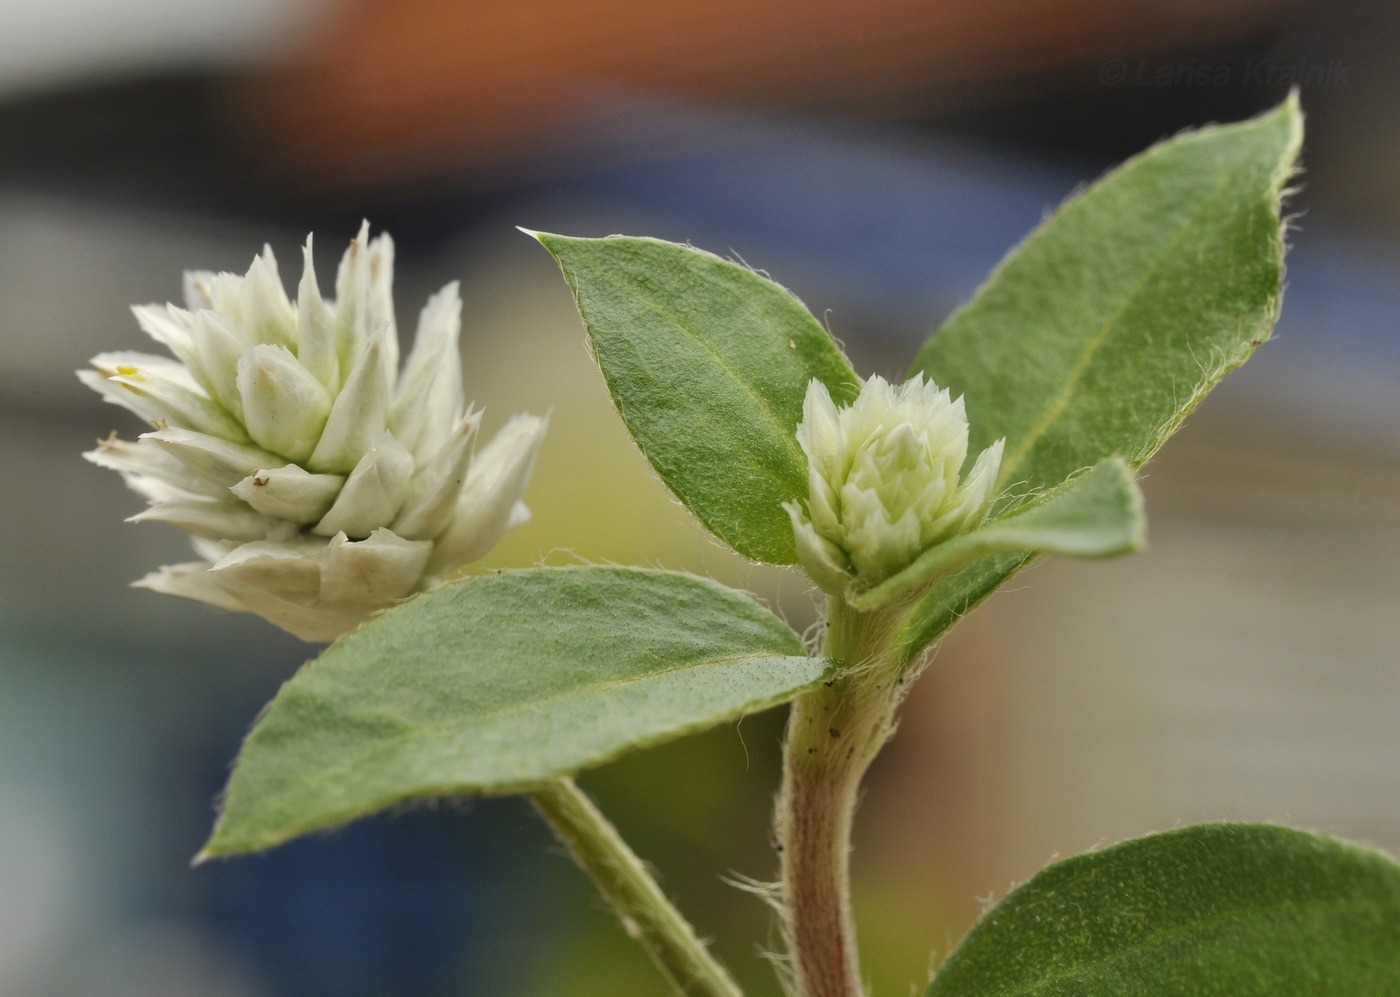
[777,598,908,997]
[531,776,743,997]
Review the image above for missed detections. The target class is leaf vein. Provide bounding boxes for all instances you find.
[995,160,1248,489]
[591,265,809,475]
[278,651,811,789]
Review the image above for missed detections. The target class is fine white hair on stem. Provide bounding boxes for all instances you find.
[722,871,797,996]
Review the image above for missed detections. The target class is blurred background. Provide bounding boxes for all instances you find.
[2,0,1399,994]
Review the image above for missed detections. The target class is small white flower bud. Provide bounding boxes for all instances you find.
[783,375,1003,595]
[83,223,546,641]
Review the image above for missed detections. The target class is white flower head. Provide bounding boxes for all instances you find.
[782,374,1003,595]
[81,223,547,641]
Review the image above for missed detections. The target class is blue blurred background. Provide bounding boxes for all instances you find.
[2,0,1400,994]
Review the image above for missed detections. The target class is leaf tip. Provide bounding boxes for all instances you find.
[1276,89,1305,150]
[1258,91,1305,185]
[194,825,283,863]
[194,813,260,864]
[521,229,589,268]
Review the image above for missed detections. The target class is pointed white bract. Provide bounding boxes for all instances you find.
[82,224,546,641]
[783,375,1003,596]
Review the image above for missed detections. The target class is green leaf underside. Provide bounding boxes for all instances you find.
[535,232,861,564]
[898,553,1030,664]
[926,823,1400,997]
[901,96,1302,658]
[855,457,1142,610]
[203,567,829,857]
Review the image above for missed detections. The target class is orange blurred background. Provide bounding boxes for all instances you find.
[238,0,1294,184]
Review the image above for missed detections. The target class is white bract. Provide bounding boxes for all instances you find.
[783,375,1003,595]
[81,224,546,641]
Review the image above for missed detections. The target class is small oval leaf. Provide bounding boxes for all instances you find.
[203,566,829,857]
[927,823,1400,997]
[534,232,860,564]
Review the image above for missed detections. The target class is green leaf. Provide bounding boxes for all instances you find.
[898,552,1030,663]
[852,456,1143,611]
[926,823,1400,997]
[901,96,1302,657]
[532,232,860,564]
[913,97,1300,496]
[202,566,829,857]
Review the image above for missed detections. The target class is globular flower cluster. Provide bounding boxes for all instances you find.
[783,374,1003,595]
[81,224,546,641]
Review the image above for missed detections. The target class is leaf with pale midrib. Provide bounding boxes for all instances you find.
[203,566,832,857]
[899,96,1302,660]
[534,232,860,564]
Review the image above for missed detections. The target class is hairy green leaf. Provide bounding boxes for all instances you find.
[533,232,860,564]
[927,823,1400,997]
[898,553,1030,663]
[853,456,1143,611]
[902,96,1301,657]
[202,566,828,857]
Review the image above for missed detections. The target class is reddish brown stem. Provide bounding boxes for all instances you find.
[777,599,907,997]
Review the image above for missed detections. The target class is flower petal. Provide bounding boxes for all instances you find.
[319,528,432,608]
[237,344,332,462]
[84,433,222,497]
[796,379,840,467]
[295,235,338,390]
[784,500,850,595]
[210,539,322,602]
[365,230,398,376]
[333,221,373,369]
[134,560,248,614]
[130,303,197,366]
[193,270,247,322]
[182,310,251,417]
[308,339,391,474]
[97,352,246,441]
[230,465,344,523]
[426,413,546,576]
[128,496,278,542]
[143,426,285,487]
[390,281,463,459]
[313,433,414,538]
[505,500,531,530]
[183,271,217,311]
[239,246,297,348]
[392,412,480,540]
[78,368,170,426]
[945,437,1005,532]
